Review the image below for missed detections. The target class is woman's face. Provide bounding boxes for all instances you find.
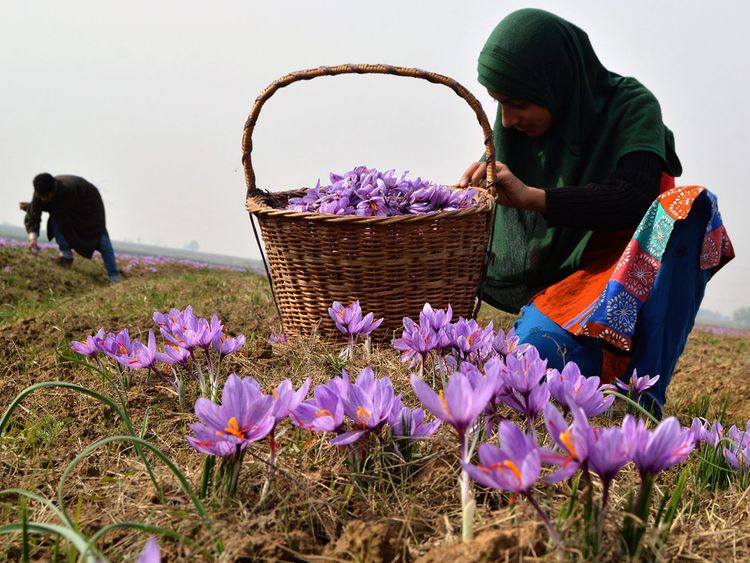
[488,90,553,137]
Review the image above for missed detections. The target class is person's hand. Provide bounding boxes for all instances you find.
[19,201,30,212]
[458,160,546,212]
[27,240,39,254]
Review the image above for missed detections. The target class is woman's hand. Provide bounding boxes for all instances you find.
[458,161,547,212]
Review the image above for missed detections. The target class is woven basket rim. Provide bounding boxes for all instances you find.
[246,186,495,224]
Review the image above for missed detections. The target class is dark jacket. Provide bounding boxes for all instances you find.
[24,175,108,259]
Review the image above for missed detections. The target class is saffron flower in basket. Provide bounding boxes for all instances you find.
[286,166,478,216]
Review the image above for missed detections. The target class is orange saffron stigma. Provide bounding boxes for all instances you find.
[272,390,279,400]
[118,343,128,354]
[560,432,578,458]
[438,389,451,415]
[356,406,371,423]
[315,409,333,418]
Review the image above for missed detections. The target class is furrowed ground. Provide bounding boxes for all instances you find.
[1,245,749,562]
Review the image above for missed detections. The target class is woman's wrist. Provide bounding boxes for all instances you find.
[525,186,547,212]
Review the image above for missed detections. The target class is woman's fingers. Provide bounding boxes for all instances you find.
[470,162,487,186]
[458,162,486,188]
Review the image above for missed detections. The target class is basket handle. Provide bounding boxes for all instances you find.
[242,64,496,197]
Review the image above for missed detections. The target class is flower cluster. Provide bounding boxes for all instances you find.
[693,418,750,471]
[186,372,310,497]
[70,306,246,399]
[393,304,529,378]
[328,301,383,358]
[286,166,477,216]
[292,367,440,454]
[117,254,246,274]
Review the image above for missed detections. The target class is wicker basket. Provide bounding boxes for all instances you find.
[243,64,497,342]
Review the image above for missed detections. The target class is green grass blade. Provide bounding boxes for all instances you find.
[0,522,100,563]
[58,435,222,556]
[76,522,208,563]
[0,381,164,504]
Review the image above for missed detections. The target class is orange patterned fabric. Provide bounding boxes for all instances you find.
[532,181,734,381]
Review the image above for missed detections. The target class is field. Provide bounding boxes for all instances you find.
[1,243,749,562]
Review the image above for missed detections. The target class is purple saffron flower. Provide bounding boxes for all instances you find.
[411,369,495,438]
[726,421,750,449]
[328,300,383,339]
[392,317,437,368]
[690,418,724,447]
[197,314,224,350]
[723,442,750,471]
[490,327,527,359]
[292,385,345,433]
[125,331,158,370]
[137,537,161,563]
[389,407,441,440]
[446,318,494,362]
[155,343,190,366]
[268,331,289,346]
[723,421,750,471]
[71,327,105,357]
[212,333,246,359]
[547,362,583,406]
[503,347,548,394]
[547,363,614,417]
[615,369,661,400]
[464,421,541,494]
[587,415,638,486]
[186,374,275,457]
[98,329,134,363]
[332,373,397,446]
[541,404,594,482]
[419,303,453,332]
[632,417,695,475]
[271,378,312,424]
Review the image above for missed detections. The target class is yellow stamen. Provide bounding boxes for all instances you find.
[559,431,578,458]
[356,406,371,423]
[118,344,128,355]
[216,416,245,440]
[315,409,333,418]
[272,390,279,400]
[438,389,451,415]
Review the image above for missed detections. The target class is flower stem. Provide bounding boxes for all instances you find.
[459,431,475,542]
[258,435,278,506]
[596,481,610,551]
[225,447,244,498]
[526,492,563,548]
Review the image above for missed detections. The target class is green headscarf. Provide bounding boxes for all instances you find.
[477,8,681,313]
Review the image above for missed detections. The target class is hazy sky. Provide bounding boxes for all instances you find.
[1,1,747,315]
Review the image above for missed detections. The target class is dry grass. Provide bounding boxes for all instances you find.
[1,245,749,561]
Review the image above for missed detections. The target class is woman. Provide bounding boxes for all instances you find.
[460,9,734,417]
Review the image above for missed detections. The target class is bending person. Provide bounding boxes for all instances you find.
[20,173,121,283]
[460,9,734,418]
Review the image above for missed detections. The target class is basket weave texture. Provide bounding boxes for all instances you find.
[243,64,497,342]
